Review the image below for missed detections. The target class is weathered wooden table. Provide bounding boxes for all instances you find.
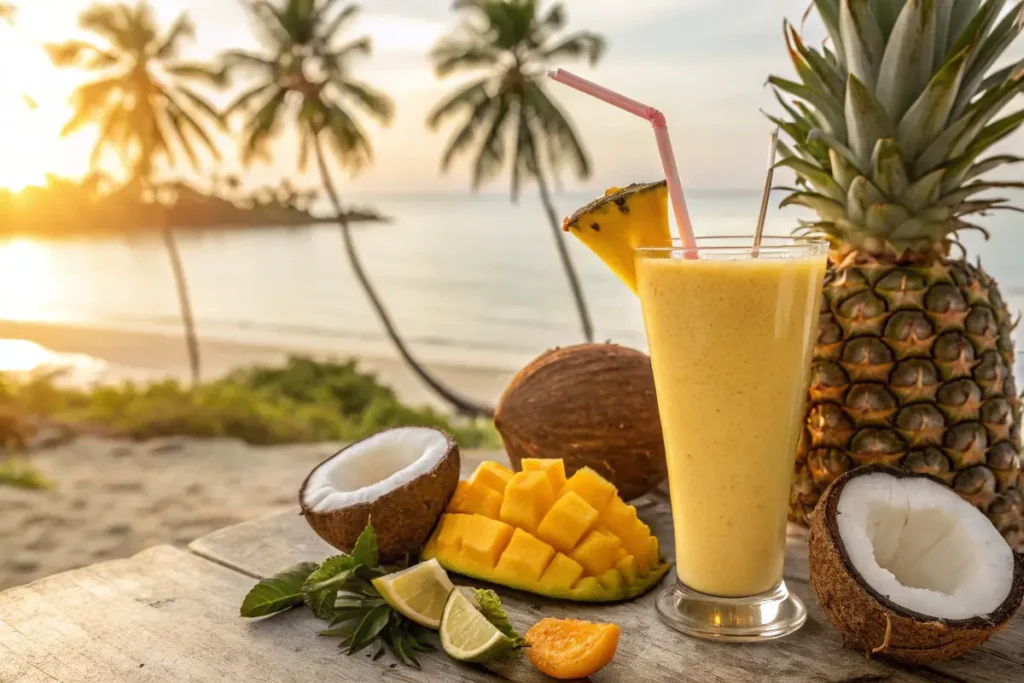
[1,455,1021,682]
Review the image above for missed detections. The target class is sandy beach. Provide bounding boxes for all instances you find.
[0,320,520,591]
[0,435,501,591]
[0,319,518,411]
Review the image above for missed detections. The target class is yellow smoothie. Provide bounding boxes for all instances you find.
[636,249,825,597]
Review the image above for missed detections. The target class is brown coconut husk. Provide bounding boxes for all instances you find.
[809,465,1024,664]
[495,343,666,500]
[299,428,460,563]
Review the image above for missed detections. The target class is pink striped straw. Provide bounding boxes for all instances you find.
[547,69,696,249]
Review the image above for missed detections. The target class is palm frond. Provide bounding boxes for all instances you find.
[319,3,359,44]
[153,12,195,59]
[320,100,374,172]
[523,82,590,180]
[328,36,372,64]
[240,88,288,166]
[171,85,226,130]
[63,76,123,135]
[78,3,133,51]
[45,40,120,69]
[166,62,228,87]
[541,31,605,66]
[440,98,497,170]
[224,82,278,118]
[334,79,394,125]
[220,49,279,81]
[429,36,501,77]
[426,77,492,130]
[471,94,512,189]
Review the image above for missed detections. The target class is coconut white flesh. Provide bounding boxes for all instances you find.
[302,427,449,512]
[836,472,1015,620]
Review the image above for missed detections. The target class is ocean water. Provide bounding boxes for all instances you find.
[0,190,1022,373]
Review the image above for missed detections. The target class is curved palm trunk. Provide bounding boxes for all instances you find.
[312,136,494,418]
[161,219,201,386]
[531,148,594,343]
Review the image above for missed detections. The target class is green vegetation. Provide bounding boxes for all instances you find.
[0,357,500,448]
[0,459,52,490]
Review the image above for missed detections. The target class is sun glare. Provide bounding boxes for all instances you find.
[0,238,56,321]
[0,21,90,191]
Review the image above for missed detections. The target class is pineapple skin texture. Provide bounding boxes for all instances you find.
[793,254,1023,549]
[422,460,670,602]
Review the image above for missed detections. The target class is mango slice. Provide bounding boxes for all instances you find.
[422,460,670,602]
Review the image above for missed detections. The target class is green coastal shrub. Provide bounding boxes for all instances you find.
[0,356,499,448]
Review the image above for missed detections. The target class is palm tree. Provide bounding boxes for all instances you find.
[429,0,604,343]
[221,0,492,417]
[47,2,225,385]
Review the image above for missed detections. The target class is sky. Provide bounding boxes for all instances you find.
[0,0,1021,196]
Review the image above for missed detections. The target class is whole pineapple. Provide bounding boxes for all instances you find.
[771,0,1024,547]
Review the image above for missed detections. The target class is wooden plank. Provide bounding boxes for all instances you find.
[0,544,932,683]
[192,513,943,683]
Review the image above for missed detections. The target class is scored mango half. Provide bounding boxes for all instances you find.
[561,181,671,293]
[422,459,670,602]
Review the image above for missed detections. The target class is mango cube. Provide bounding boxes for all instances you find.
[420,458,670,602]
[597,568,624,592]
[448,480,502,519]
[435,513,471,552]
[538,553,585,591]
[559,467,617,513]
[495,529,556,583]
[472,461,514,494]
[459,515,514,568]
[599,496,640,541]
[570,530,622,576]
[500,471,555,534]
[535,491,599,554]
[570,577,602,599]
[521,458,567,496]
[616,555,638,585]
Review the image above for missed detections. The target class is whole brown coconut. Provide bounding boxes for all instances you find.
[809,465,1024,664]
[495,343,666,500]
[299,427,460,562]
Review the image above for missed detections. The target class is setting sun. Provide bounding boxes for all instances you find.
[0,17,91,191]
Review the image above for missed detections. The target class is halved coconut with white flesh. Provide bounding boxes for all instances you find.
[300,427,460,563]
[810,465,1024,664]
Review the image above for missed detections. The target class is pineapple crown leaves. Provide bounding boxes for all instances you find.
[238,522,431,669]
[770,0,1024,258]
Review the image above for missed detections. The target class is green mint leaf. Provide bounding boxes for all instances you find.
[473,589,525,647]
[302,556,356,594]
[348,604,391,655]
[394,635,421,669]
[302,555,358,620]
[350,522,379,569]
[305,588,337,620]
[239,562,317,618]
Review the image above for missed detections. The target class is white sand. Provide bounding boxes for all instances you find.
[0,435,500,591]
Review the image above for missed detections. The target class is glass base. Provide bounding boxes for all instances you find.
[655,578,807,642]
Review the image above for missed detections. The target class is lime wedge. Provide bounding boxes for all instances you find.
[440,589,516,663]
[372,558,454,630]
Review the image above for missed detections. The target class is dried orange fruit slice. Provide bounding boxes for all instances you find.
[525,618,621,680]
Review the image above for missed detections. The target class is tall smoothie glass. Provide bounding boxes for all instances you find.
[635,236,827,641]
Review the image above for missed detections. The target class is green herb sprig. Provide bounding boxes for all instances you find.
[239,523,434,668]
